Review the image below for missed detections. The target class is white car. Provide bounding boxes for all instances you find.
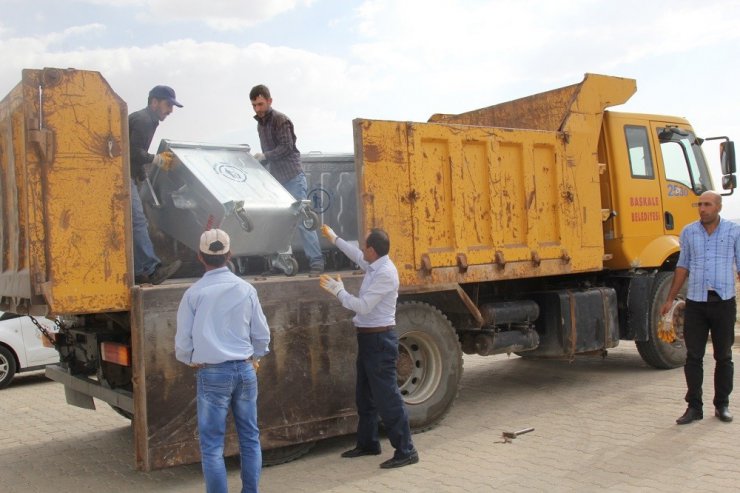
[0,311,60,389]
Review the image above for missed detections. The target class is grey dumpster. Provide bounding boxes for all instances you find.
[140,140,318,275]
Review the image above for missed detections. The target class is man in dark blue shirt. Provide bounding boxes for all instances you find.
[128,85,183,284]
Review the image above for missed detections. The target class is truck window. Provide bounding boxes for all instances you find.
[625,126,654,179]
[657,127,711,194]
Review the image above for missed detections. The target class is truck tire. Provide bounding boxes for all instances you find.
[262,442,315,466]
[0,345,18,389]
[636,271,687,369]
[395,302,463,431]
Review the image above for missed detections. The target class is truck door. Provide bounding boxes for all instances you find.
[649,122,713,234]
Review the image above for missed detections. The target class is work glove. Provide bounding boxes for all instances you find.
[152,151,176,170]
[321,224,338,244]
[253,152,266,162]
[319,274,344,298]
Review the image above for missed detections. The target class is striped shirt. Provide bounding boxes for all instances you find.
[254,108,303,184]
[335,238,399,328]
[676,217,740,301]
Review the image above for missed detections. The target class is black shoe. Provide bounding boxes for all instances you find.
[134,273,150,284]
[148,260,182,285]
[676,407,703,425]
[379,450,419,469]
[715,406,733,422]
[308,266,324,277]
[341,446,381,458]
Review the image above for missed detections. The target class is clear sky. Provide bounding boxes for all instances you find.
[3,0,740,216]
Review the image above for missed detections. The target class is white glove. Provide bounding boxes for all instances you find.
[253,152,266,162]
[321,224,338,244]
[319,274,344,298]
[152,151,175,170]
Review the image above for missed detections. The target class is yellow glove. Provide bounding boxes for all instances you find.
[321,224,338,244]
[319,274,344,297]
[153,151,176,170]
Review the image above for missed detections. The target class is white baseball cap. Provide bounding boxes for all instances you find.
[199,228,230,255]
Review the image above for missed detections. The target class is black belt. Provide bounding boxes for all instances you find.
[356,326,393,334]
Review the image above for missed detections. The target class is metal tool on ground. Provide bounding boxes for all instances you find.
[501,427,535,444]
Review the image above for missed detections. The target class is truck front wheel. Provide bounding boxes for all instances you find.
[636,271,687,369]
[395,302,462,432]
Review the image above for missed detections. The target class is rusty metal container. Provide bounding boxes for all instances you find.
[353,73,636,288]
[0,68,131,316]
[300,152,358,250]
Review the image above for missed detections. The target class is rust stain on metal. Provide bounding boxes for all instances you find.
[526,190,536,210]
[363,143,382,163]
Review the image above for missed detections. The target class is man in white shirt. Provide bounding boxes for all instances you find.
[175,229,270,493]
[320,226,419,469]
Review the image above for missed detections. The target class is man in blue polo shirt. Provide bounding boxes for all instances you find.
[661,191,740,425]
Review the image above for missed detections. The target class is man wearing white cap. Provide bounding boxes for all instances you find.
[175,229,270,493]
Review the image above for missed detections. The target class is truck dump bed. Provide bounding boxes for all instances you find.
[353,73,636,287]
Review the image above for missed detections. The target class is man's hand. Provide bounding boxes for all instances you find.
[320,274,344,297]
[152,151,176,170]
[660,300,674,317]
[252,359,260,372]
[253,152,266,162]
[321,224,338,244]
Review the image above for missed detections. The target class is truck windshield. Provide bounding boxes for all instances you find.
[657,127,713,194]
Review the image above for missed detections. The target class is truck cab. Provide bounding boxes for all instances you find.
[600,111,734,270]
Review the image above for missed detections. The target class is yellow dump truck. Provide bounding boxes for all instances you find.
[0,68,735,470]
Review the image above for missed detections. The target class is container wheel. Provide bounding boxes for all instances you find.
[283,257,299,277]
[301,209,320,231]
[636,271,687,369]
[0,345,18,389]
[395,302,463,432]
[262,442,316,466]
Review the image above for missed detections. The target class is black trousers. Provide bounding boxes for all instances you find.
[683,296,736,409]
[354,330,415,458]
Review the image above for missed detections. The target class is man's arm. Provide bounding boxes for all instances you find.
[335,238,369,271]
[660,267,689,316]
[337,269,394,315]
[248,292,271,358]
[129,113,155,179]
[174,293,196,365]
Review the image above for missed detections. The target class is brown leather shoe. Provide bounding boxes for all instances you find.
[715,406,733,422]
[676,407,703,425]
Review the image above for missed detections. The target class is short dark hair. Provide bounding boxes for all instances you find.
[200,252,229,267]
[250,84,271,101]
[366,228,390,257]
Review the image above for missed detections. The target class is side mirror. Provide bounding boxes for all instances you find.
[720,141,736,175]
[722,174,737,190]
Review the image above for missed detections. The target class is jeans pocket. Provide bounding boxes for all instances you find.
[198,368,233,406]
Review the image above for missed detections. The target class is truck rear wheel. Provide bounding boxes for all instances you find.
[395,302,462,432]
[636,271,687,369]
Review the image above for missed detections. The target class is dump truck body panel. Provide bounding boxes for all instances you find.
[130,275,362,470]
[0,68,131,315]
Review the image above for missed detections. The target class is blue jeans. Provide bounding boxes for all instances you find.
[355,330,415,459]
[197,361,261,493]
[281,172,324,269]
[131,180,160,276]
